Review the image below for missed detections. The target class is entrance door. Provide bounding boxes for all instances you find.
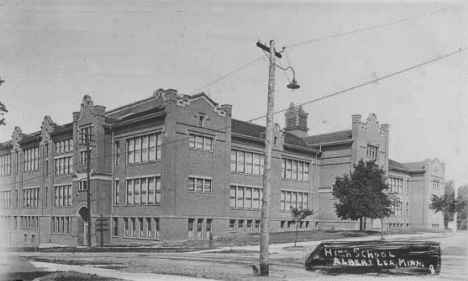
[78,206,89,246]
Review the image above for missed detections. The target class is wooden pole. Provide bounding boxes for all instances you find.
[259,39,276,276]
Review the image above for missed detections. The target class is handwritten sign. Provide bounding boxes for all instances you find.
[305,240,441,275]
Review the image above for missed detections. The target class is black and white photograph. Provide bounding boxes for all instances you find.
[0,0,467,280]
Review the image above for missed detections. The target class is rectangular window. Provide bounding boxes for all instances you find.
[255,220,260,231]
[131,218,136,237]
[114,141,120,166]
[238,220,244,231]
[291,192,297,209]
[229,187,236,208]
[197,219,203,238]
[124,218,129,237]
[245,187,252,209]
[127,180,134,205]
[0,153,11,176]
[237,151,245,173]
[206,219,212,237]
[196,178,203,192]
[286,160,292,179]
[280,191,286,211]
[366,144,379,159]
[155,178,161,203]
[127,133,161,164]
[188,178,195,191]
[282,158,310,181]
[139,218,144,237]
[54,156,73,175]
[253,188,260,210]
[141,178,147,204]
[189,135,196,149]
[54,138,73,155]
[231,150,264,176]
[188,177,212,193]
[231,185,262,210]
[246,220,252,231]
[126,177,161,205]
[134,137,141,163]
[114,180,120,205]
[253,154,260,175]
[237,186,244,209]
[188,218,194,238]
[128,139,135,164]
[23,147,39,172]
[44,187,48,207]
[147,218,152,238]
[245,152,253,174]
[281,190,309,211]
[292,161,298,180]
[229,219,235,231]
[80,150,89,166]
[78,180,86,191]
[113,218,119,237]
[134,179,141,204]
[148,178,155,204]
[230,150,237,172]
[298,162,304,181]
[155,218,160,238]
[189,134,213,151]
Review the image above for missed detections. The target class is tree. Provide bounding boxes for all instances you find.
[333,159,392,231]
[429,180,468,229]
[290,207,314,247]
[457,185,468,230]
[0,77,7,126]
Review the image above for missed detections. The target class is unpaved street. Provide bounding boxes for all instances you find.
[2,231,467,281]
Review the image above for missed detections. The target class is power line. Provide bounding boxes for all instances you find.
[189,56,263,95]
[186,7,452,96]
[286,7,453,49]
[3,46,466,188]
[248,46,468,123]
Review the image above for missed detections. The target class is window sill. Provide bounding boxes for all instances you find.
[229,208,261,211]
[187,191,213,194]
[123,204,161,207]
[280,178,310,182]
[126,160,161,166]
[122,236,160,240]
[189,148,213,153]
[231,172,263,177]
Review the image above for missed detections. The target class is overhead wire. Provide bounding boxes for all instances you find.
[187,7,452,95]
[248,46,468,123]
[2,46,466,190]
[286,7,453,49]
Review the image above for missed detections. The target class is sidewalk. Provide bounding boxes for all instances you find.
[189,231,453,254]
[31,261,218,281]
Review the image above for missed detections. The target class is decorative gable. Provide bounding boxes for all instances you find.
[41,115,56,143]
[12,126,23,150]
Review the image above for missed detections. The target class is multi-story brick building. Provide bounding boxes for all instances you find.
[0,89,444,247]
[387,159,445,231]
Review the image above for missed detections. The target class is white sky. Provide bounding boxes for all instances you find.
[1,1,467,186]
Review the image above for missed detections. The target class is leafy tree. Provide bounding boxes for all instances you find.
[0,78,7,126]
[290,207,314,247]
[457,185,468,229]
[429,180,468,229]
[333,159,392,231]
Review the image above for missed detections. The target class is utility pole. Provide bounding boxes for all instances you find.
[256,39,279,276]
[80,128,95,247]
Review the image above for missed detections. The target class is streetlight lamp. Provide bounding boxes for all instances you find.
[256,40,299,276]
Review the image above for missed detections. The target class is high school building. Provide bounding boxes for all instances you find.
[0,89,444,247]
